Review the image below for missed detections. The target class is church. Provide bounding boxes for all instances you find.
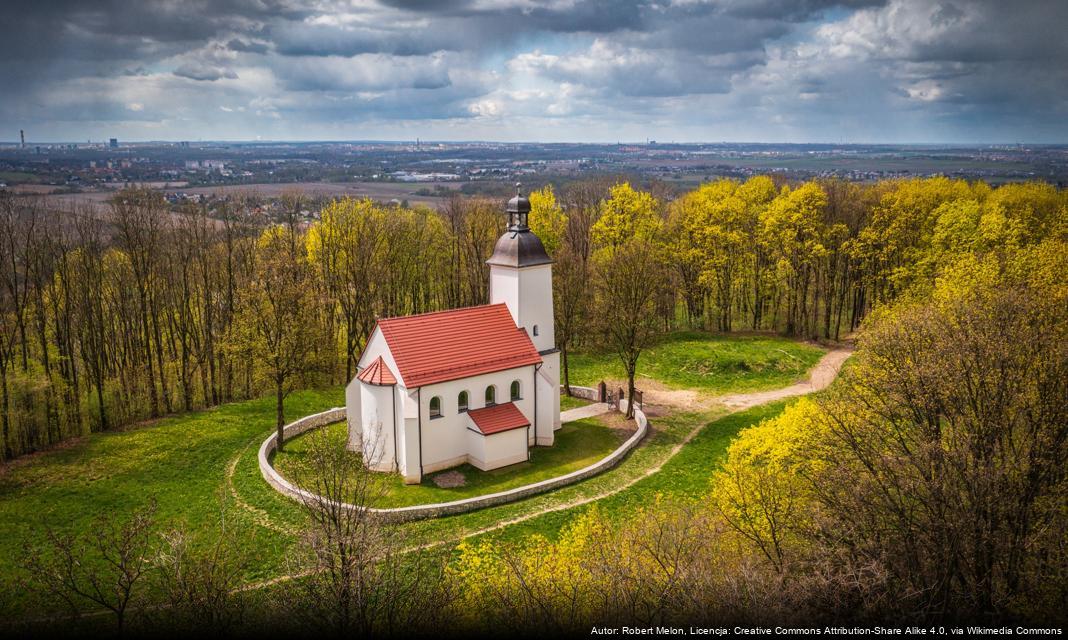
[345,186,561,484]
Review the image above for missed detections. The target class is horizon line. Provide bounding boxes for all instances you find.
[2,138,1065,147]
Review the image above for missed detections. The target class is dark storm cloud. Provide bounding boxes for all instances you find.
[719,0,885,21]
[0,0,1066,141]
[173,63,239,82]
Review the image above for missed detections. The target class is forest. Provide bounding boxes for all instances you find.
[0,176,1065,459]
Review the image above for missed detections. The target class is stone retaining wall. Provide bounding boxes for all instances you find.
[564,385,601,402]
[258,386,648,524]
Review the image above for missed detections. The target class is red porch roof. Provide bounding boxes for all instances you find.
[373,303,541,388]
[356,356,397,386]
[467,402,531,435]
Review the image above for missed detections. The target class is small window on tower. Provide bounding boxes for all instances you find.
[429,396,442,419]
[510,380,521,401]
[485,385,496,406]
[458,391,469,413]
[533,325,539,336]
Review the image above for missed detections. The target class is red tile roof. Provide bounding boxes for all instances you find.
[373,303,541,388]
[467,402,531,435]
[357,356,397,386]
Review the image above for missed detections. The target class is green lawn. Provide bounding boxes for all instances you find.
[461,402,791,545]
[0,331,826,620]
[560,394,593,411]
[272,416,630,508]
[0,388,344,615]
[567,331,824,394]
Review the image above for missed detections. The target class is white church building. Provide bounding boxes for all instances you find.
[345,187,561,484]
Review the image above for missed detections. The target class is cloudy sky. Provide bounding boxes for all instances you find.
[2,0,1067,143]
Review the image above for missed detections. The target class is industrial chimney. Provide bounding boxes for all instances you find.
[20,130,25,148]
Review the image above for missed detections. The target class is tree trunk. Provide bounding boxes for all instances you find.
[275,377,286,452]
[625,363,637,420]
[561,345,571,395]
[0,363,9,459]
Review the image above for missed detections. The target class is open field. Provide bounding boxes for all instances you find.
[29,180,463,216]
[272,413,633,508]
[566,331,826,395]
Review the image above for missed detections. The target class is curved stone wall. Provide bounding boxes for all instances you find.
[258,387,648,524]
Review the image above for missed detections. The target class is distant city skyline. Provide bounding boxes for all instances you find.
[2,0,1067,144]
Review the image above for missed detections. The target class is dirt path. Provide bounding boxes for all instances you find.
[716,348,852,410]
[225,440,301,537]
[240,347,852,590]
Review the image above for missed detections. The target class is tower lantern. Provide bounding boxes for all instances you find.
[506,182,530,230]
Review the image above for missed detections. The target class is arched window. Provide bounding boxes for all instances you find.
[510,380,521,401]
[533,324,539,336]
[485,385,496,406]
[457,391,469,413]
[429,396,442,419]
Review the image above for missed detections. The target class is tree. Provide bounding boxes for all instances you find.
[528,185,566,255]
[283,428,451,635]
[759,182,827,336]
[307,199,386,380]
[808,283,1068,617]
[591,182,662,249]
[231,224,324,452]
[21,500,159,633]
[152,521,250,634]
[591,238,667,418]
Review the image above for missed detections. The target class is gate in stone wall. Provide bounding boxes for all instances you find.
[595,380,642,413]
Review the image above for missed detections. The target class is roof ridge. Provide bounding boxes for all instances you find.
[404,351,536,375]
[378,302,508,324]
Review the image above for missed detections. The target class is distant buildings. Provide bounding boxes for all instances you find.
[391,170,461,182]
[109,138,118,149]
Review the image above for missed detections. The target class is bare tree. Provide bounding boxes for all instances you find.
[281,428,451,636]
[151,520,250,634]
[21,500,159,633]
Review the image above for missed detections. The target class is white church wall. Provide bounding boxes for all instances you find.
[349,326,405,460]
[344,376,363,452]
[539,350,562,431]
[400,390,420,484]
[416,365,537,474]
[360,382,396,472]
[467,427,528,471]
[488,268,519,324]
[489,263,555,353]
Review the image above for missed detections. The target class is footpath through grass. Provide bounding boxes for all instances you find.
[567,331,824,394]
[272,415,632,508]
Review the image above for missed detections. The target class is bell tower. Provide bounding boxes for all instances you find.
[487,183,560,443]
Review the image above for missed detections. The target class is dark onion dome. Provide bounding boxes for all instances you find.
[487,183,552,268]
[487,230,552,267]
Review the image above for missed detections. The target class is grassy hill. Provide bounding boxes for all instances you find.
[0,332,825,618]
[566,331,824,393]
